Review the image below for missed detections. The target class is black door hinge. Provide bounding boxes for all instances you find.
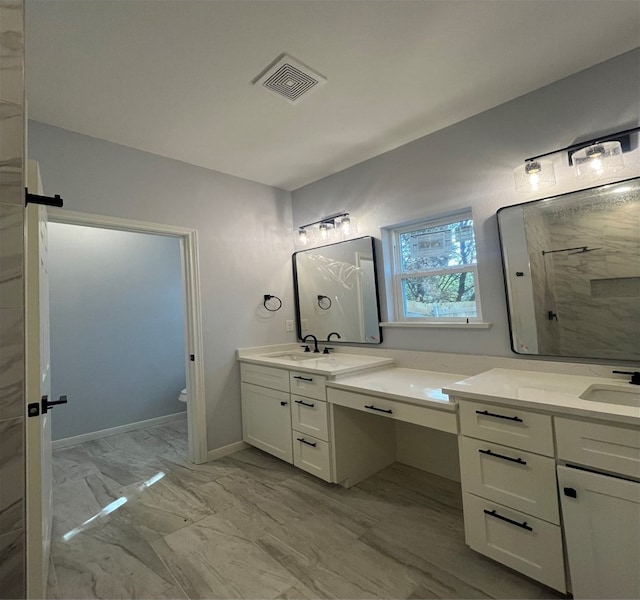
[25,189,64,208]
[190,354,195,361]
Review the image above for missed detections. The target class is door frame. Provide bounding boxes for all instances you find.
[46,208,208,464]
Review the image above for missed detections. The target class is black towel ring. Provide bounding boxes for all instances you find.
[263,294,282,312]
[317,295,332,310]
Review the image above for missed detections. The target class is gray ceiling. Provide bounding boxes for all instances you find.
[25,1,640,191]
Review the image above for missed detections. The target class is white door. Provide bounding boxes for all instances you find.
[25,162,54,599]
[558,465,640,599]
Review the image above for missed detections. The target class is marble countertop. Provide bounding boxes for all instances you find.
[443,368,640,426]
[328,367,466,411]
[237,350,395,377]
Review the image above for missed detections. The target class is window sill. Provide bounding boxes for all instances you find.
[380,321,492,329]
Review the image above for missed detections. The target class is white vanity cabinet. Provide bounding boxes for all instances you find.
[240,363,293,463]
[240,362,334,482]
[556,417,640,600]
[456,399,566,592]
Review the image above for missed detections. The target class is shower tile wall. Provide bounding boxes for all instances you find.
[0,1,25,598]
[548,193,640,360]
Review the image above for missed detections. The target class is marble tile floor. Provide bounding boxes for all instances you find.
[47,417,564,599]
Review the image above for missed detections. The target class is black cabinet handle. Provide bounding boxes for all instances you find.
[479,448,527,466]
[563,487,577,498]
[364,404,393,414]
[294,399,315,408]
[280,401,288,406]
[293,375,313,382]
[475,409,523,423]
[483,509,532,531]
[41,394,68,414]
[296,437,316,447]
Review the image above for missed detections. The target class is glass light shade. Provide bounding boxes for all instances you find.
[573,141,624,179]
[338,215,357,237]
[296,227,309,246]
[513,159,556,192]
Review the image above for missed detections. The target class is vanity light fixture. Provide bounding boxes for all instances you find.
[294,212,356,245]
[513,159,556,192]
[514,126,639,192]
[572,141,624,179]
[297,227,309,245]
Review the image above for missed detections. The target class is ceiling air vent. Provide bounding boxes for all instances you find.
[253,54,326,105]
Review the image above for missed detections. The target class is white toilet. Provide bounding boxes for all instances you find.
[178,388,187,403]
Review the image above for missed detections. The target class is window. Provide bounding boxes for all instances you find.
[389,211,481,322]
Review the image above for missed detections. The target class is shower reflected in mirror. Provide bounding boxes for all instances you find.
[497,177,640,361]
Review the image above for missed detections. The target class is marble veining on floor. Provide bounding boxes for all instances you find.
[47,417,562,599]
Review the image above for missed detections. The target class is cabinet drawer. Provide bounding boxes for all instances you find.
[290,371,327,401]
[460,436,559,524]
[459,401,554,456]
[291,395,329,441]
[293,433,332,483]
[241,362,289,392]
[463,492,566,593]
[328,388,457,434]
[555,417,640,479]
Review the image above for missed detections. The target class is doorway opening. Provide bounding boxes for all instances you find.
[47,208,206,463]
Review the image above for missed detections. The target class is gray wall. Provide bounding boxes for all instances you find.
[0,1,26,597]
[291,49,640,361]
[28,122,295,452]
[48,223,186,440]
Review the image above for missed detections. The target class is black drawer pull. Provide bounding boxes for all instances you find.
[479,448,527,465]
[295,399,315,408]
[293,375,313,382]
[364,404,393,414]
[483,509,532,531]
[475,409,523,423]
[564,487,577,498]
[296,437,317,447]
[280,401,288,406]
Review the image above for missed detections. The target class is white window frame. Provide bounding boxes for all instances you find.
[388,210,483,323]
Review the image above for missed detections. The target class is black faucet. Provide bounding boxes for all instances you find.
[327,332,341,342]
[302,334,320,353]
[612,370,640,385]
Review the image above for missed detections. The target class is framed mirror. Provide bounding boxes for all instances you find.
[497,177,639,361]
[293,236,382,344]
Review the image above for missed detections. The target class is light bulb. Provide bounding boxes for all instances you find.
[298,228,308,245]
[319,223,328,240]
[514,159,555,192]
[340,216,351,235]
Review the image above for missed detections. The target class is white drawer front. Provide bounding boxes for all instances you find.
[290,371,327,401]
[291,395,329,441]
[463,492,566,593]
[293,433,332,482]
[460,436,559,524]
[241,362,289,392]
[459,401,554,456]
[555,417,640,479]
[328,388,457,434]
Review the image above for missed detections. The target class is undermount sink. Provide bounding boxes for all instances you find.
[247,350,395,376]
[269,352,318,361]
[579,384,640,407]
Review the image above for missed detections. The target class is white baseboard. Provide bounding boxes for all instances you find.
[207,440,249,462]
[52,412,187,450]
